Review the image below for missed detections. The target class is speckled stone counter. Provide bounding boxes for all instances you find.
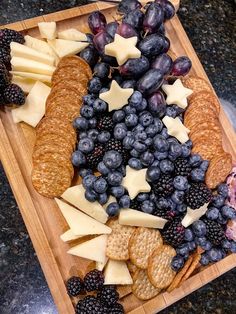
[0,1,236,313]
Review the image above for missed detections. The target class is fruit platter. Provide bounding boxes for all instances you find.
[0,1,236,313]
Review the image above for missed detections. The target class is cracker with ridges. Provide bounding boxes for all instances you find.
[192,140,223,161]
[206,152,232,189]
[127,261,138,275]
[132,269,162,300]
[57,55,92,78]
[46,92,83,116]
[167,255,193,292]
[106,219,135,261]
[33,143,72,164]
[148,245,176,289]
[129,227,163,269]
[186,98,219,117]
[178,253,201,286]
[182,76,211,100]
[191,129,222,146]
[52,66,88,87]
[189,91,220,114]
[35,133,74,151]
[46,86,83,106]
[46,101,81,123]
[184,102,217,125]
[190,121,221,139]
[50,81,86,99]
[184,111,218,130]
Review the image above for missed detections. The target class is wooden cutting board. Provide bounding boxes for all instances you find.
[0,2,236,314]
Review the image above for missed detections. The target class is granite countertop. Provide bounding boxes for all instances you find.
[0,1,236,313]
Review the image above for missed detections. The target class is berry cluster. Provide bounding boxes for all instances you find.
[66,270,124,314]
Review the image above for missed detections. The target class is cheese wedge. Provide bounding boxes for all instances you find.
[61,185,108,223]
[96,257,109,271]
[60,229,83,242]
[38,22,57,40]
[58,28,87,41]
[104,260,133,285]
[67,235,108,263]
[119,209,167,229]
[11,81,51,127]
[10,42,55,66]
[11,57,55,76]
[48,39,89,58]
[24,35,57,58]
[55,198,111,236]
[11,76,35,94]
[10,71,51,84]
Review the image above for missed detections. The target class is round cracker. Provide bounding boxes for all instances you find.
[132,269,161,300]
[57,56,92,78]
[192,140,223,161]
[189,91,220,114]
[129,227,163,269]
[184,110,218,130]
[52,66,88,87]
[190,128,222,145]
[35,133,74,152]
[182,76,211,100]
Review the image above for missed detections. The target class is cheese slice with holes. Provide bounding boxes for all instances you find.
[60,229,83,242]
[104,260,133,285]
[58,28,87,41]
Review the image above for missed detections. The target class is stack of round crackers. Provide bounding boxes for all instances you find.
[32,56,92,198]
[182,76,232,189]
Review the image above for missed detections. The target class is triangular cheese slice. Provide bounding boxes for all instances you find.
[96,257,109,271]
[58,29,87,41]
[11,56,55,75]
[60,229,83,242]
[24,35,57,58]
[48,39,89,58]
[67,235,108,263]
[11,76,35,94]
[10,71,51,83]
[38,22,57,40]
[55,198,111,236]
[61,185,108,223]
[104,260,133,285]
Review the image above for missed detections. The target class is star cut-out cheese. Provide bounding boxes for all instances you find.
[122,166,151,200]
[163,116,190,144]
[105,34,141,66]
[182,203,209,227]
[99,80,134,112]
[162,79,193,109]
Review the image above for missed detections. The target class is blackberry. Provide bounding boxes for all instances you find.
[162,219,185,247]
[203,219,226,246]
[97,285,119,306]
[75,296,108,314]
[153,208,176,221]
[152,174,174,198]
[174,158,191,177]
[4,84,25,106]
[86,143,105,170]
[110,303,125,314]
[0,62,10,88]
[130,198,141,211]
[185,183,212,209]
[0,91,5,106]
[66,276,84,297]
[106,138,130,163]
[84,269,104,292]
[97,115,114,131]
[0,28,25,49]
[0,47,11,66]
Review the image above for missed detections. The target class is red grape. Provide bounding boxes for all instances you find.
[151,53,173,75]
[122,9,144,30]
[138,33,165,58]
[147,91,166,118]
[118,0,142,14]
[119,56,150,78]
[88,11,107,35]
[106,22,119,38]
[93,30,112,54]
[137,69,164,95]
[117,23,138,38]
[143,3,164,34]
[171,56,192,76]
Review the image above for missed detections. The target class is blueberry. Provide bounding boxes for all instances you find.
[177,204,187,213]
[167,137,178,146]
[169,143,182,159]
[97,162,110,176]
[88,117,97,128]
[189,154,202,167]
[97,192,109,205]
[114,123,127,140]
[139,98,148,111]
[139,111,154,127]
[130,149,140,158]
[166,106,177,118]
[200,160,209,172]
[153,118,163,132]
[154,135,169,152]
[201,240,212,251]
[206,207,219,220]
[200,253,210,266]
[190,168,205,182]
[117,165,126,176]
[185,140,193,149]
[149,192,157,202]
[141,200,155,214]
[88,77,102,94]
[79,168,93,178]
[79,131,87,139]
[173,176,188,191]
[171,190,185,204]
[106,202,120,216]
[171,255,184,271]
[94,62,110,79]
[207,248,222,262]
[93,98,108,113]
[83,94,96,106]
[146,124,159,137]
[135,130,147,142]
[184,229,194,242]
[124,105,136,114]
[140,151,154,167]
[156,197,169,210]
[107,171,123,186]
[133,124,144,133]
[211,195,225,208]
[160,159,174,174]
[125,113,138,127]
[181,144,191,157]
[177,243,189,257]
[221,205,236,219]
[100,87,109,93]
[192,220,207,237]
[230,241,236,253]
[88,129,99,141]
[73,117,88,130]
[78,137,94,153]
[103,151,123,169]
[217,183,229,198]
[218,212,228,225]
[167,197,177,210]
[85,189,98,202]
[145,138,153,147]
[147,166,161,182]
[82,175,97,190]
[160,127,169,139]
[222,239,232,249]
[93,177,108,194]
[151,160,160,167]
[128,158,142,170]
[195,237,207,247]
[121,80,136,89]
[123,135,135,150]
[119,195,131,208]
[133,141,147,153]
[80,105,94,119]
[110,186,125,198]
[129,91,143,110]
[154,151,168,161]
[137,193,149,202]
[97,131,111,143]
[71,151,86,167]
[113,110,125,123]
[188,241,197,251]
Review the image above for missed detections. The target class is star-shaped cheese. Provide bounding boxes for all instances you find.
[162,79,193,109]
[182,203,209,228]
[122,166,151,200]
[163,116,190,144]
[99,80,134,112]
[105,34,141,66]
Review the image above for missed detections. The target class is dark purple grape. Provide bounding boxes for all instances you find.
[155,0,168,5]
[79,47,99,67]
[88,11,107,35]
[137,69,164,95]
[171,56,192,76]
[105,21,119,38]
[122,9,144,30]
[151,53,173,75]
[86,33,94,44]
[93,30,113,54]
[117,23,139,38]
[148,91,166,118]
[94,62,110,79]
[143,3,164,34]
[157,23,165,35]
[163,1,175,20]
[118,0,142,14]
[119,56,150,79]
[138,33,165,58]
[162,36,170,53]
[121,80,136,88]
